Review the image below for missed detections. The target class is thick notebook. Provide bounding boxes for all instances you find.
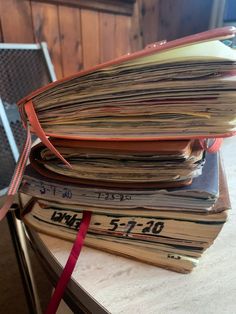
[24,199,227,247]
[18,27,236,148]
[22,200,228,274]
[29,138,204,188]
[20,152,220,213]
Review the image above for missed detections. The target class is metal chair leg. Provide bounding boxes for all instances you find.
[7,207,42,314]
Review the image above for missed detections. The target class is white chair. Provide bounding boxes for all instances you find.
[0,42,56,314]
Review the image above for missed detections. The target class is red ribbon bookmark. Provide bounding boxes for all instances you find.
[45,210,92,314]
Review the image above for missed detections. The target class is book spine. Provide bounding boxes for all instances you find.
[20,177,213,210]
[31,206,223,243]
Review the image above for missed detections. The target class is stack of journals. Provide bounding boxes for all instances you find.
[18,27,235,273]
[20,146,229,273]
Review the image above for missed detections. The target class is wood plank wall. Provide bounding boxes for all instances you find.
[0,0,214,80]
[0,0,141,79]
[139,0,214,47]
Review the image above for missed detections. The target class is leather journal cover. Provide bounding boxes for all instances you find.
[28,138,204,188]
[18,27,236,143]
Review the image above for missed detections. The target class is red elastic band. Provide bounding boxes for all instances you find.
[45,211,92,314]
[0,125,32,220]
[199,138,223,153]
[24,101,71,168]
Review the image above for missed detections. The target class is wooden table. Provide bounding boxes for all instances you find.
[27,137,236,314]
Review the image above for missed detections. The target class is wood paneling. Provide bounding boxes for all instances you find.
[99,13,115,62]
[140,0,214,46]
[59,5,83,76]
[130,0,143,52]
[0,17,3,42]
[0,0,216,78]
[157,0,214,41]
[31,0,136,15]
[0,0,137,76]
[139,0,159,47]
[31,1,63,79]
[115,15,131,57]
[0,0,34,42]
[81,9,100,69]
